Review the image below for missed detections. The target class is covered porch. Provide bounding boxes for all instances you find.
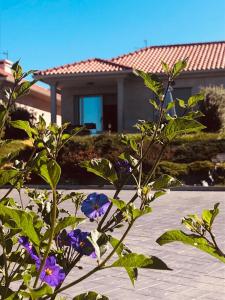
[46,73,128,133]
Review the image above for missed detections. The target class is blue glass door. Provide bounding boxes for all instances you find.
[79,96,103,134]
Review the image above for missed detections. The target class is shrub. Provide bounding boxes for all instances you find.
[4,106,36,139]
[200,85,225,132]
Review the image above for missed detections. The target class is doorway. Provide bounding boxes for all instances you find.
[79,96,103,134]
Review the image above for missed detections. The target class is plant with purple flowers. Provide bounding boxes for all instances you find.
[0,59,218,300]
[67,229,96,257]
[18,236,40,264]
[39,256,65,287]
[115,160,132,175]
[81,193,111,220]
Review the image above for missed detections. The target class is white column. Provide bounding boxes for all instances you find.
[50,84,57,123]
[117,78,124,132]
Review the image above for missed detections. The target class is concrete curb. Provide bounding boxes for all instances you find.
[2,184,225,191]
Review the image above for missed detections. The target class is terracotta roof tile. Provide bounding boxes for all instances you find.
[37,41,225,76]
[37,58,131,76]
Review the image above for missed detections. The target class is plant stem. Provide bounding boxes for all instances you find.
[207,229,225,256]
[98,82,171,232]
[33,188,57,288]
[0,226,10,298]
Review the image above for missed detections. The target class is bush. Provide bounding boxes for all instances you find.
[4,106,36,139]
[200,86,225,132]
[58,133,225,185]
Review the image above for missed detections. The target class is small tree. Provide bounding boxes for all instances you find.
[200,85,225,132]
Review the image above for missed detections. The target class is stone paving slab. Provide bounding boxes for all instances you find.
[1,189,225,299]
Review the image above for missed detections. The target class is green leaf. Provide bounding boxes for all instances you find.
[12,60,23,80]
[134,70,163,97]
[109,236,138,285]
[188,93,204,107]
[132,206,152,220]
[166,101,175,111]
[134,120,154,135]
[0,169,19,186]
[0,204,40,245]
[13,80,36,99]
[54,216,85,236]
[73,291,109,300]
[5,293,19,300]
[164,117,205,141]
[39,159,61,189]
[0,106,6,128]
[152,174,181,190]
[156,230,225,263]
[171,59,187,79]
[111,253,171,270]
[185,111,204,119]
[202,203,220,229]
[29,283,53,300]
[80,158,118,185]
[121,134,138,152]
[161,61,170,75]
[0,140,33,166]
[22,272,32,287]
[111,198,127,210]
[10,120,37,138]
[177,98,186,108]
[119,152,137,169]
[149,99,159,110]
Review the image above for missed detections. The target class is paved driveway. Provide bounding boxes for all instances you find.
[1,190,225,299]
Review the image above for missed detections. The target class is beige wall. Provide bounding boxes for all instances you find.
[0,79,61,125]
[17,94,61,125]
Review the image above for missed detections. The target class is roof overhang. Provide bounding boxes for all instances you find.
[34,69,133,82]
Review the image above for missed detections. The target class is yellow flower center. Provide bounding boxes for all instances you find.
[79,241,85,247]
[93,204,99,210]
[45,268,53,276]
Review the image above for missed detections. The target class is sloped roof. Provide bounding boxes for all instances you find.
[37,41,225,76]
[37,58,131,76]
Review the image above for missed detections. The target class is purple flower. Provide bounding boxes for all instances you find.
[115,160,132,174]
[40,256,65,287]
[56,229,71,248]
[81,193,110,219]
[67,229,96,257]
[18,236,40,264]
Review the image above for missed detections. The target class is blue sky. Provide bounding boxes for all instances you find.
[1,0,225,73]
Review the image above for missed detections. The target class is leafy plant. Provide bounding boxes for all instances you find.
[200,85,225,132]
[0,59,209,299]
[157,203,225,262]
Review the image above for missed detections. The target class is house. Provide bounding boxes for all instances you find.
[0,59,61,124]
[35,41,225,133]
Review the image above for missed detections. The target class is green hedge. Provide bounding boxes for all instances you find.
[57,133,225,185]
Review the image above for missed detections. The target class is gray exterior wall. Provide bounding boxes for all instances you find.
[123,72,225,131]
[61,85,116,125]
[123,77,154,131]
[60,71,225,132]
